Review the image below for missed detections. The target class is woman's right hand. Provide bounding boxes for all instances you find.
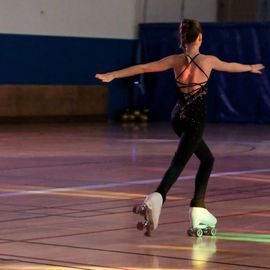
[95,73,115,83]
[250,64,265,74]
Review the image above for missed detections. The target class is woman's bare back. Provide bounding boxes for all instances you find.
[173,54,213,94]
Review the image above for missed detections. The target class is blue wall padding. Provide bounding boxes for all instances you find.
[0,34,137,119]
[138,22,270,123]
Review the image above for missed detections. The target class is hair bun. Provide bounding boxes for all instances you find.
[179,19,202,51]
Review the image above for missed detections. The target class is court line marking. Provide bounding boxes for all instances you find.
[1,135,270,146]
[120,138,270,146]
[0,168,269,198]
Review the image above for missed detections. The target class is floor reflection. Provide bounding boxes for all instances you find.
[191,237,217,269]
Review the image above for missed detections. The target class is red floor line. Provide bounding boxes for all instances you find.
[19,226,135,242]
[0,253,132,270]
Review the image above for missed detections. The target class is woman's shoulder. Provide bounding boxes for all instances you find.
[168,53,185,59]
[200,53,215,58]
[170,53,186,62]
[200,54,218,61]
[163,54,185,67]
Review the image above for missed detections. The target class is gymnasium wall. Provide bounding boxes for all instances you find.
[0,0,218,120]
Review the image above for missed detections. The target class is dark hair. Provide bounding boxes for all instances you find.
[179,19,202,51]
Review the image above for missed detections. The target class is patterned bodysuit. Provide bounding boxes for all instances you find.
[156,54,214,208]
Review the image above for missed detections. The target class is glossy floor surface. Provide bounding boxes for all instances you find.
[0,122,270,270]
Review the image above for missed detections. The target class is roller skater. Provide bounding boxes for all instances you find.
[133,192,163,236]
[95,19,264,237]
[187,207,217,237]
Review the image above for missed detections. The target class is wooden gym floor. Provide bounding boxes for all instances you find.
[0,122,269,270]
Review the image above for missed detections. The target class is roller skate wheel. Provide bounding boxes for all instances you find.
[187,227,201,237]
[144,223,152,237]
[136,222,145,231]
[203,227,216,236]
[187,228,193,237]
[209,227,216,236]
[132,205,139,214]
[144,231,151,237]
[133,205,146,215]
[194,228,203,237]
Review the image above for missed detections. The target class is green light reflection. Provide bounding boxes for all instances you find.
[217,232,270,243]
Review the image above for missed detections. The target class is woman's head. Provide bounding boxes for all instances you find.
[179,19,202,51]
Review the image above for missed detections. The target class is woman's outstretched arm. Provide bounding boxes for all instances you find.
[95,55,176,82]
[211,56,264,74]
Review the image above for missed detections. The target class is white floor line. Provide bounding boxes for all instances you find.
[0,168,270,198]
[120,138,270,146]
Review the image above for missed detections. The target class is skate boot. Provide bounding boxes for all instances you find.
[133,192,163,237]
[187,207,217,237]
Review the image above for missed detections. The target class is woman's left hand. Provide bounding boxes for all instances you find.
[250,64,265,74]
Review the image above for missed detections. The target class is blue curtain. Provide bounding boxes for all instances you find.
[137,22,270,123]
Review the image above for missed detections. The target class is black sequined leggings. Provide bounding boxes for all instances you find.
[156,95,214,208]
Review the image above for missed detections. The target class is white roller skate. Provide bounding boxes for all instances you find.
[187,207,217,237]
[133,192,163,237]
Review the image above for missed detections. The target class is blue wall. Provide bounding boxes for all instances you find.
[0,33,137,119]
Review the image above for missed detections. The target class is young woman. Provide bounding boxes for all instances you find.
[95,19,264,237]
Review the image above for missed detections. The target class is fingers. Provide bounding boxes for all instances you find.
[95,74,106,82]
[95,74,103,79]
[256,64,264,70]
[95,74,112,82]
[251,64,265,74]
